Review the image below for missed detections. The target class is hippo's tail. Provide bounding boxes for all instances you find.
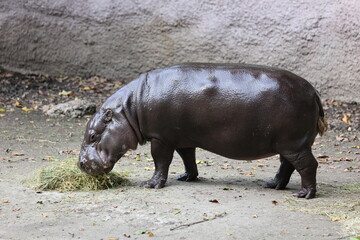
[315,91,328,136]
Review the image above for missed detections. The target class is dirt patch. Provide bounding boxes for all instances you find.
[0,68,122,109]
[0,70,359,239]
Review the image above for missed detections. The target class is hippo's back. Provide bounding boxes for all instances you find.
[137,63,319,159]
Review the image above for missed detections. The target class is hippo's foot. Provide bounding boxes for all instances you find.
[292,187,316,199]
[140,178,166,189]
[176,172,198,182]
[263,179,287,190]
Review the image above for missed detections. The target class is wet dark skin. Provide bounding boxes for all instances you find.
[78,63,327,199]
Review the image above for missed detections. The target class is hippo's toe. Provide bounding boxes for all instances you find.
[263,179,287,190]
[176,172,198,182]
[140,178,166,189]
[292,187,316,199]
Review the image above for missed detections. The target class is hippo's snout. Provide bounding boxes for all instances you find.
[78,150,116,176]
[78,156,103,176]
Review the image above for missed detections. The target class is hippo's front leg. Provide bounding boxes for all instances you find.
[140,139,174,189]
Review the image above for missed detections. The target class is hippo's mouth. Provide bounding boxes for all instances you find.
[78,150,125,176]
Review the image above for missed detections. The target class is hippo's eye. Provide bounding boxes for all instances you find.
[90,133,96,142]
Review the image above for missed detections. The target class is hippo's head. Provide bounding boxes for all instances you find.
[78,108,138,176]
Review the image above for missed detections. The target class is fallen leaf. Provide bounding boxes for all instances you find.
[196,160,204,164]
[0,109,5,112]
[11,152,24,156]
[331,217,341,222]
[252,215,258,218]
[209,199,219,203]
[147,231,154,237]
[226,232,233,236]
[272,200,278,205]
[123,234,131,238]
[173,209,181,215]
[21,107,33,112]
[2,200,9,203]
[15,101,22,108]
[334,158,353,162]
[0,114,5,117]
[134,230,147,235]
[317,155,329,159]
[108,238,118,240]
[58,90,72,96]
[144,167,155,171]
[82,87,91,91]
[342,114,351,124]
[244,173,255,177]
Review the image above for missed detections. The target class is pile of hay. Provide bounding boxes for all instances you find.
[284,182,360,236]
[30,158,131,191]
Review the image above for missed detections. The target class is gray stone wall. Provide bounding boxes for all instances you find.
[1,0,359,102]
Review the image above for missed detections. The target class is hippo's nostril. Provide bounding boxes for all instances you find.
[78,161,84,169]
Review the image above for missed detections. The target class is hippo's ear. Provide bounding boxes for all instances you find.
[102,109,113,123]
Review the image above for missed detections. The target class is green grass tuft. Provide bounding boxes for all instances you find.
[29,158,131,191]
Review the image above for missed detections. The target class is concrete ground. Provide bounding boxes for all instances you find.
[0,109,359,240]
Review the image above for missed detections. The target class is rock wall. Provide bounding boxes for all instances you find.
[1,0,359,102]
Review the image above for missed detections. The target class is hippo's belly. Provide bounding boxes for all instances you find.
[139,64,318,158]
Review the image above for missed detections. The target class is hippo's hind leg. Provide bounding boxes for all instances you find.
[176,148,198,182]
[263,155,295,190]
[282,149,318,199]
[140,139,174,189]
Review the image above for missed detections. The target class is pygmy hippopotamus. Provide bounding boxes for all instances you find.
[78,63,327,199]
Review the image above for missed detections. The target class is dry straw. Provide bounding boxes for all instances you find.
[30,158,131,191]
[284,182,360,236]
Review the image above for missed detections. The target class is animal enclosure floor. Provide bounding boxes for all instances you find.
[0,110,359,240]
